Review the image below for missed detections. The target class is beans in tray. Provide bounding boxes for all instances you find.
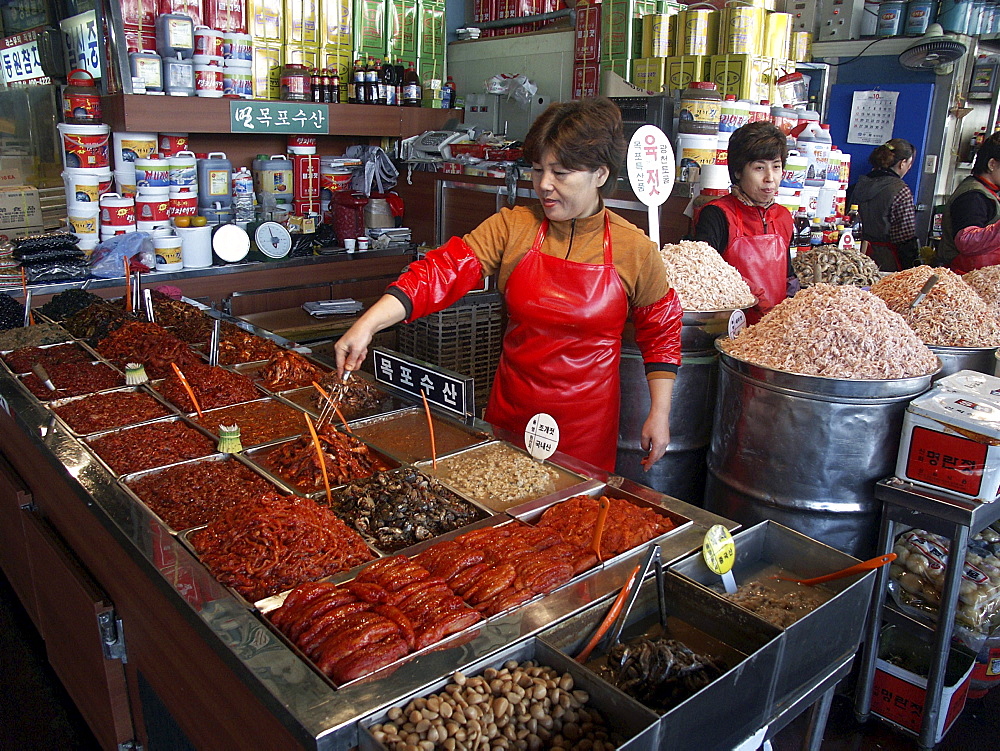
[157,362,259,411]
[88,420,214,474]
[368,660,622,751]
[193,399,308,446]
[259,350,324,391]
[53,390,170,433]
[95,320,201,379]
[190,492,374,602]
[270,555,481,684]
[536,495,674,561]
[258,422,392,492]
[126,458,278,530]
[328,469,485,552]
[22,361,123,401]
[431,443,560,509]
[4,343,90,374]
[0,293,25,330]
[0,323,71,350]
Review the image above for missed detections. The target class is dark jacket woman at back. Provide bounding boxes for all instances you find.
[851,139,918,271]
[940,131,1000,273]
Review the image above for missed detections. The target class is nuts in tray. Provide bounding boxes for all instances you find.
[368,660,622,751]
[431,443,560,510]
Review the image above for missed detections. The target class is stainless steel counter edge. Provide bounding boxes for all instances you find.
[7,246,415,299]
[0,362,734,750]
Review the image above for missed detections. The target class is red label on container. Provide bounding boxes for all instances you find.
[905,425,987,495]
[572,63,599,100]
[63,92,102,123]
[872,665,969,736]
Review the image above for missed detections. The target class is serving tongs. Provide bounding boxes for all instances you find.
[577,544,665,663]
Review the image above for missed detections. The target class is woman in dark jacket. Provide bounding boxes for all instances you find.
[940,131,1000,272]
[851,139,918,271]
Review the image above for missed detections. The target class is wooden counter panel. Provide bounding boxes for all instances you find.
[0,453,37,628]
[0,414,308,750]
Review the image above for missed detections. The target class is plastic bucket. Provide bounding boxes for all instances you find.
[136,186,171,222]
[169,186,199,217]
[939,0,975,32]
[168,150,197,186]
[877,0,907,36]
[195,62,224,97]
[676,133,718,183]
[57,123,110,169]
[100,193,136,227]
[158,133,189,157]
[67,202,99,235]
[137,219,171,233]
[134,156,170,187]
[112,131,157,171]
[904,0,937,34]
[194,27,224,57]
[153,235,183,271]
[223,31,252,61]
[175,225,213,268]
[223,67,253,98]
[62,170,101,203]
[115,170,137,197]
[782,154,809,188]
[76,236,99,254]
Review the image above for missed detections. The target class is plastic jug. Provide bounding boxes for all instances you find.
[795,122,830,188]
[197,151,233,207]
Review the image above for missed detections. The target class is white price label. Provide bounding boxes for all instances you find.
[524,413,559,462]
[728,309,747,339]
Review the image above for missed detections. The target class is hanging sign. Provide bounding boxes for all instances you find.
[847,90,899,146]
[626,124,674,247]
[372,348,474,418]
[230,101,330,134]
[61,11,101,79]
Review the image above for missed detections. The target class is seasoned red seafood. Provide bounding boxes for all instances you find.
[87,419,214,474]
[157,362,260,411]
[536,495,674,560]
[53,390,170,434]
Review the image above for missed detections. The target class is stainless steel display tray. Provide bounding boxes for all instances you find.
[230,355,333,395]
[540,561,783,750]
[347,406,492,465]
[278,372,405,423]
[0,340,96,374]
[358,636,662,751]
[46,385,178,438]
[415,440,590,513]
[16,359,125,401]
[120,452,295,535]
[187,396,310,448]
[84,414,218,478]
[668,519,876,710]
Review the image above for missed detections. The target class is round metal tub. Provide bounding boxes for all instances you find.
[704,347,936,557]
[616,309,746,504]
[926,344,997,380]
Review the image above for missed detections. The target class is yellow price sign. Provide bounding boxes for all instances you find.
[702,524,736,576]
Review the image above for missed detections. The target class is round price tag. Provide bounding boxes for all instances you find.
[702,524,736,576]
[524,413,559,462]
[728,309,747,339]
[626,124,674,209]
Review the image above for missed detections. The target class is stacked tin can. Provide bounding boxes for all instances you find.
[288,136,321,218]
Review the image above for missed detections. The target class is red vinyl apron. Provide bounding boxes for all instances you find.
[484,215,627,471]
[720,204,787,323]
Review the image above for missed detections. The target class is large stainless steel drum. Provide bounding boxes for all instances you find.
[928,344,997,380]
[616,310,742,504]
[703,347,935,557]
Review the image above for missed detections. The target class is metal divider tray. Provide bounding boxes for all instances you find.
[540,560,784,750]
[507,481,694,570]
[83,414,219,478]
[668,519,876,711]
[16,358,125,402]
[229,355,334,394]
[277,371,406,423]
[357,636,662,751]
[0,339,96,374]
[414,440,591,513]
[241,436,401,499]
[119,452,297,535]
[45,385,179,438]
[347,406,492,465]
[185,396,310,448]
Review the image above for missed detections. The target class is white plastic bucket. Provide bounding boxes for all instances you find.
[100,192,136,227]
[169,186,199,216]
[781,154,809,189]
[57,122,110,169]
[153,234,183,271]
[62,170,101,203]
[76,235,99,254]
[137,219,171,233]
[134,156,170,187]
[67,202,99,235]
[168,150,197,186]
[194,27,224,58]
[676,133,718,183]
[158,133,189,157]
[223,31,252,61]
[115,169,137,197]
[112,131,157,171]
[195,63,224,97]
[136,186,171,222]
[175,225,213,268]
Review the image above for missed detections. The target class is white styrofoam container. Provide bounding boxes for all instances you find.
[895,389,1000,501]
[936,370,1000,399]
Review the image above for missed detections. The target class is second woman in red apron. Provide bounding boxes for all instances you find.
[334,97,682,472]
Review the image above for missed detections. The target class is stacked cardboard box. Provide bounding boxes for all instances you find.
[572,1,600,100]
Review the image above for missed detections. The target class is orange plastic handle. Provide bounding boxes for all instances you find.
[591,496,611,563]
[576,563,641,663]
[773,553,897,587]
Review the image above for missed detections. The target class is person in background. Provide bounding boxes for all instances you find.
[334,97,682,472]
[693,121,794,322]
[940,131,1000,272]
[851,139,919,271]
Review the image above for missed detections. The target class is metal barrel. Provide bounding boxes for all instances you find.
[704,348,935,557]
[615,310,738,504]
[927,344,997,380]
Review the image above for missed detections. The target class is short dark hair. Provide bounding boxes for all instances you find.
[727,121,788,183]
[523,97,625,196]
[974,132,1000,176]
[869,138,915,169]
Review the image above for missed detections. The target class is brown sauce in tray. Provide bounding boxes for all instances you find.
[352,411,486,463]
[194,399,308,446]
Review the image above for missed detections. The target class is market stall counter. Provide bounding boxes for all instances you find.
[0,304,737,750]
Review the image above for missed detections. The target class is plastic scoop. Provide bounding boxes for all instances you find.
[591,496,611,562]
[421,388,437,468]
[771,553,896,587]
[304,412,332,504]
[576,563,642,663]
[170,363,203,418]
[909,274,939,310]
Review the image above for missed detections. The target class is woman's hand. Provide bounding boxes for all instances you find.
[640,377,674,470]
[334,294,407,376]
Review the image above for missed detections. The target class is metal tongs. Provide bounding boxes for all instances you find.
[909,274,939,311]
[315,371,353,428]
[208,317,222,367]
[577,544,665,662]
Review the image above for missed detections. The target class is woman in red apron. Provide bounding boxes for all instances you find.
[694,121,794,323]
[335,98,682,472]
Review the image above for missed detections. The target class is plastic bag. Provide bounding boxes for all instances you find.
[24,259,90,283]
[887,526,1000,637]
[89,232,154,278]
